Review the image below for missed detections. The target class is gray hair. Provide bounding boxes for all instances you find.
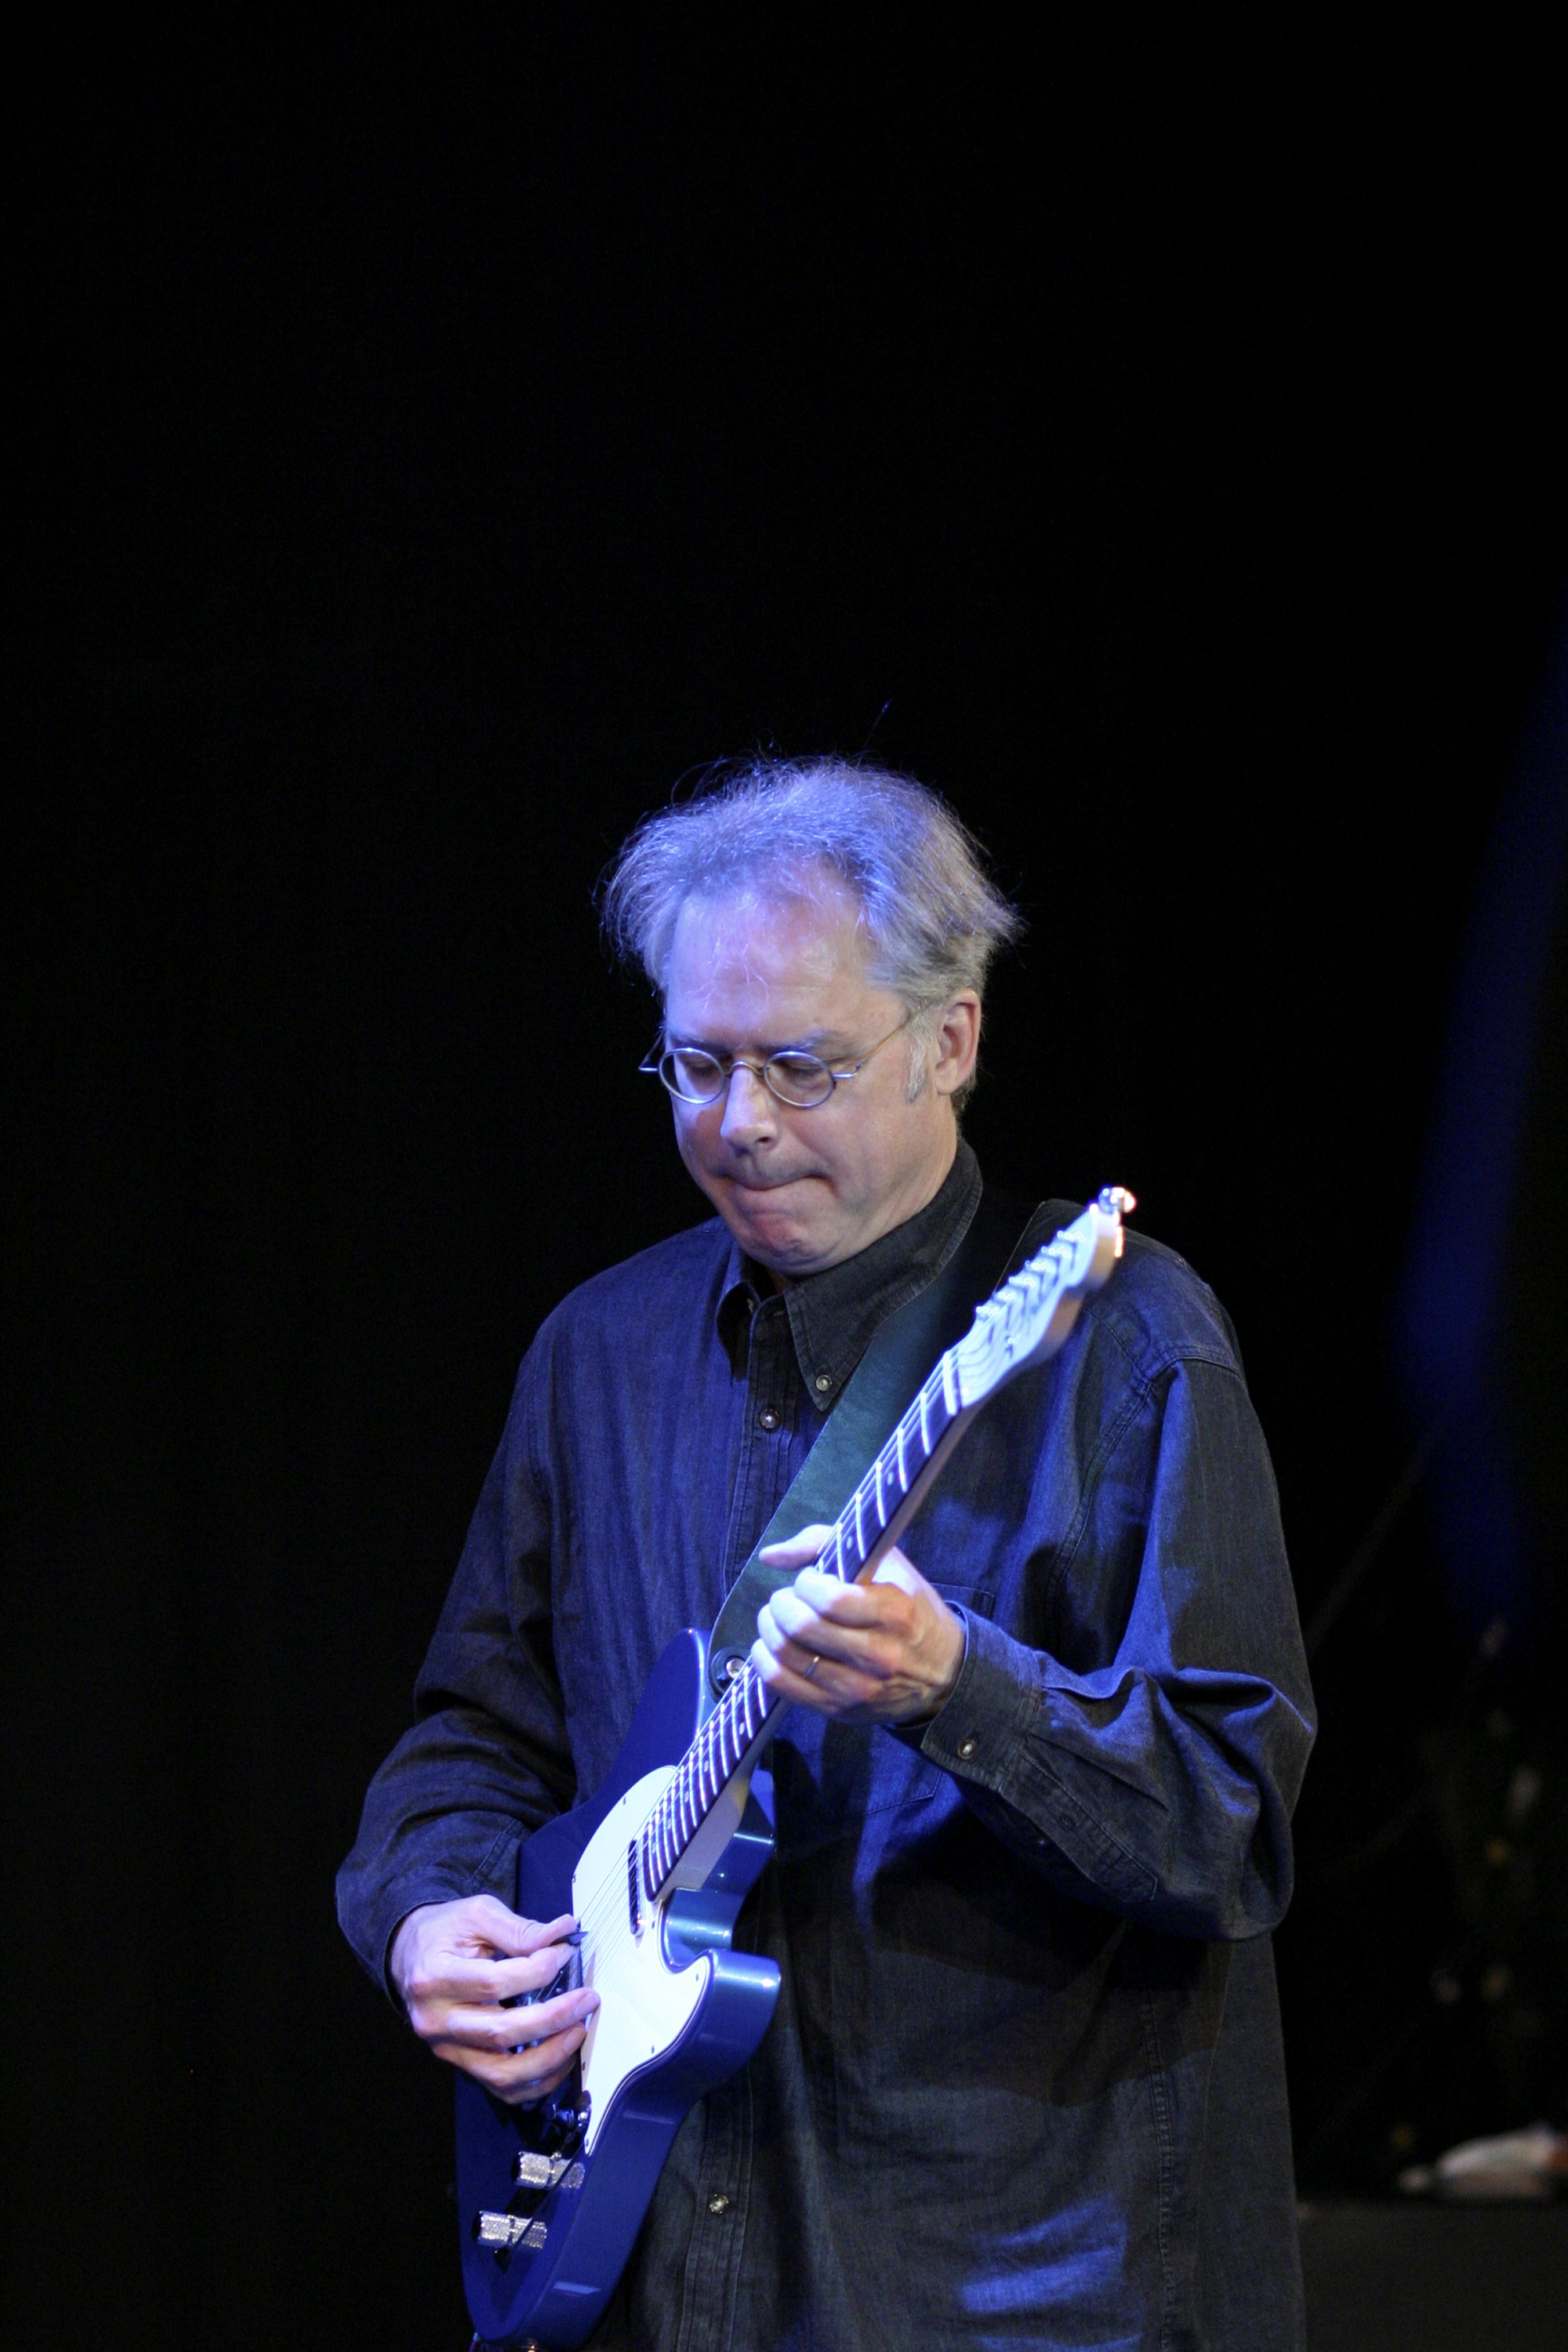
[600,757,1022,1100]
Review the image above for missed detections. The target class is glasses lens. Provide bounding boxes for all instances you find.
[661,1047,726,1103]
[764,1051,834,1106]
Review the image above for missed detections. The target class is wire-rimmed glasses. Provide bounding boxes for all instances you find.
[641,1014,913,1109]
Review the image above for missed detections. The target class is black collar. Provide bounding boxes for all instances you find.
[716,1141,982,1405]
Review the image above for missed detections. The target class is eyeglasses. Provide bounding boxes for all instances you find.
[641,1014,913,1109]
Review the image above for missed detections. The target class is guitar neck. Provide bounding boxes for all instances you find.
[639,1338,971,1903]
[637,1191,1128,1907]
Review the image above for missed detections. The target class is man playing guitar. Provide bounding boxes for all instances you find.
[339,758,1315,2350]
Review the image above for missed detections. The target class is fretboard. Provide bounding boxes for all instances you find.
[638,1343,966,1903]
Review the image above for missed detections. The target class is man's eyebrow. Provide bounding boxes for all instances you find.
[666,1027,853,1057]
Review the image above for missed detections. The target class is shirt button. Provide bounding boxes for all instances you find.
[706,2192,732,2216]
[814,1373,833,1394]
[757,1408,780,1432]
[956,1736,978,1759]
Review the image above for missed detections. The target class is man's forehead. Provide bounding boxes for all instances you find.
[665,879,869,986]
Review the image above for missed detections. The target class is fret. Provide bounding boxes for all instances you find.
[639,1198,1136,1906]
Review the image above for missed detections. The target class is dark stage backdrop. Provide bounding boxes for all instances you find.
[9,25,1566,2350]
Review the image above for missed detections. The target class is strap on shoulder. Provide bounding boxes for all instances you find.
[706,1182,1051,1695]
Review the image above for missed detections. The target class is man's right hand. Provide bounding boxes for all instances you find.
[389,1894,599,2106]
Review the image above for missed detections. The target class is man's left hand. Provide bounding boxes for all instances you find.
[752,1526,966,1724]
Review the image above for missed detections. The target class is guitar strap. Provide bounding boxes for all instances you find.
[706,1184,1076,1695]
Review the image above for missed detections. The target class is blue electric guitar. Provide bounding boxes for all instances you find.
[456,1187,1135,2350]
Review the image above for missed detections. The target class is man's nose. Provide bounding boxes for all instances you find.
[719,1062,779,1145]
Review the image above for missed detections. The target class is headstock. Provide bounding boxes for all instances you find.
[952,1187,1136,1409]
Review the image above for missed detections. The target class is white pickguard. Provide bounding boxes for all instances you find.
[572,1767,712,2156]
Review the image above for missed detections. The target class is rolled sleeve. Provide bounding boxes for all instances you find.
[912,1355,1315,1940]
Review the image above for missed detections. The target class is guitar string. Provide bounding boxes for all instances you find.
[542,1250,1084,2059]
[568,1355,959,1984]
[571,1370,968,1976]
[588,1321,983,1944]
[572,1246,1055,1955]
[502,1239,1083,2056]
[549,1236,1079,1994]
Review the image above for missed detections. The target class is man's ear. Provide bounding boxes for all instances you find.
[931,994,982,1096]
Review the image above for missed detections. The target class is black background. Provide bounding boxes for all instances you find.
[8,22,1567,2348]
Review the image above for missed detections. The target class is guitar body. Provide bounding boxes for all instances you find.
[456,1628,781,2350]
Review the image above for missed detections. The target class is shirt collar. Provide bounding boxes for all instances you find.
[716,1141,983,1404]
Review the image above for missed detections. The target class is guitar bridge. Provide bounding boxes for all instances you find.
[626,1836,639,1936]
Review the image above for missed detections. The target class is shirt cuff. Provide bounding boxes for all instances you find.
[379,1875,481,2001]
[912,1605,1037,1785]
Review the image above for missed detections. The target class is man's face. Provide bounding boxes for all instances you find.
[661,878,974,1276]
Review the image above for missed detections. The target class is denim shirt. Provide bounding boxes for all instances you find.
[338,1145,1316,2351]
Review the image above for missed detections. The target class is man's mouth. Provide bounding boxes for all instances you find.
[712,1169,826,1202]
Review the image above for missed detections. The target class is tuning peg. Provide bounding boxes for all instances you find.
[1097,1186,1136,1218]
